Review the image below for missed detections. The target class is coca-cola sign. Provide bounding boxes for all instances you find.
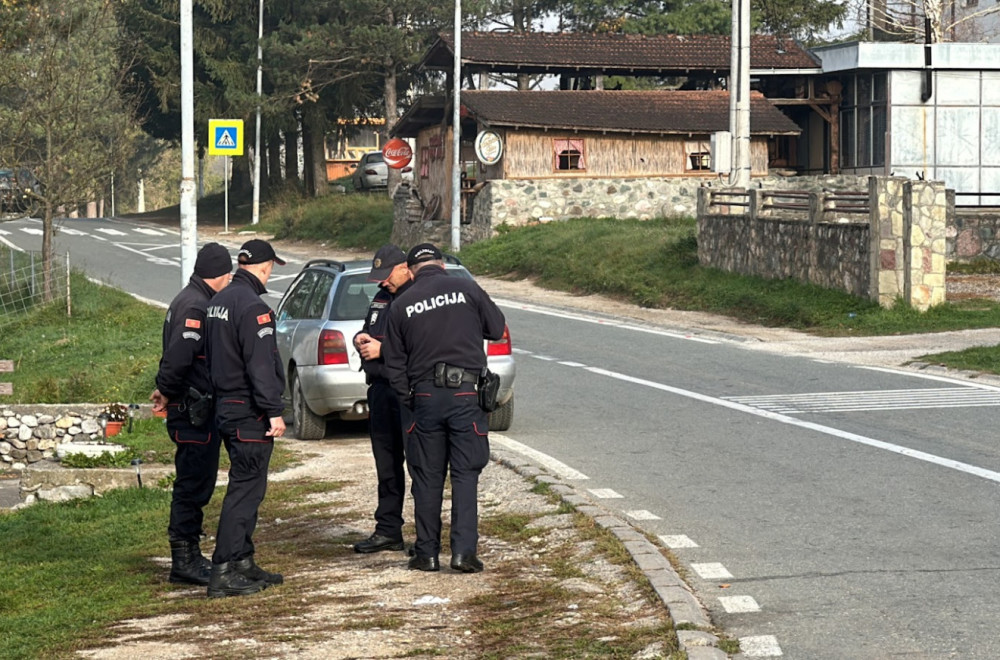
[382,138,413,169]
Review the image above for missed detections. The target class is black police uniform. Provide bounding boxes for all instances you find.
[155,275,221,548]
[382,266,505,563]
[356,281,413,545]
[205,268,285,566]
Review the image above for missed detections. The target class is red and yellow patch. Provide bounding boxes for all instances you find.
[184,318,201,329]
[256,313,271,325]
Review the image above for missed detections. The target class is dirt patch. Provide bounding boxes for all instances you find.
[75,437,677,659]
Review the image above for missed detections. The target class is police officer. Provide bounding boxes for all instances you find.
[352,245,414,554]
[151,242,232,586]
[204,239,287,598]
[382,243,506,573]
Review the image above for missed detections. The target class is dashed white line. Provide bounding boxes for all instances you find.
[624,509,661,520]
[133,228,166,236]
[739,634,783,657]
[691,562,733,580]
[95,228,127,236]
[588,488,623,498]
[558,361,586,368]
[659,534,698,548]
[19,227,42,235]
[720,595,761,613]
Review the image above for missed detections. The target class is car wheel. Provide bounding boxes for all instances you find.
[291,372,326,440]
[488,397,513,432]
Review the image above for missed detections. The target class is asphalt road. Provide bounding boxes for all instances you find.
[4,215,1000,658]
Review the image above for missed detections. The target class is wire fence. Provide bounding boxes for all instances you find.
[0,247,70,329]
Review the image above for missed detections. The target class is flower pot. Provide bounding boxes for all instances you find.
[105,421,124,437]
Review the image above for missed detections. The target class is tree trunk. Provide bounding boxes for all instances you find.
[384,64,401,196]
[268,137,282,186]
[302,104,328,197]
[285,128,299,185]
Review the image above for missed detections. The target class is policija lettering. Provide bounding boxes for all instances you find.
[404,292,467,318]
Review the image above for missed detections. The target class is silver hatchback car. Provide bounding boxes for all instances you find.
[274,257,515,439]
[350,152,413,190]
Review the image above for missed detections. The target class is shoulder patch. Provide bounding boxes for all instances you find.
[256,312,271,325]
[185,318,201,329]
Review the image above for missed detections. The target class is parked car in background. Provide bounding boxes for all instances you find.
[0,168,42,216]
[350,151,413,191]
[274,256,515,439]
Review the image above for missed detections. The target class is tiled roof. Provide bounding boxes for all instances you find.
[421,31,820,73]
[458,90,801,135]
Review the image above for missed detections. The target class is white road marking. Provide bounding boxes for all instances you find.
[691,562,733,580]
[726,387,1000,414]
[493,297,719,344]
[95,228,127,236]
[19,227,42,236]
[625,509,661,520]
[133,228,166,236]
[659,534,698,548]
[0,229,9,236]
[56,227,87,236]
[558,361,586,368]
[584,365,1000,485]
[588,488,623,498]
[0,235,24,251]
[739,635,783,657]
[720,595,761,613]
[490,433,589,480]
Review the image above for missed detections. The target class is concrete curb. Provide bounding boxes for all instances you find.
[492,446,730,659]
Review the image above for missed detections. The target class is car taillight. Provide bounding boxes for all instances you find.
[319,329,349,365]
[364,168,379,175]
[487,325,511,356]
[401,166,413,173]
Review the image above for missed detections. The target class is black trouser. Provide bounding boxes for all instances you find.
[406,381,490,559]
[211,399,274,565]
[367,379,410,539]
[166,404,222,542]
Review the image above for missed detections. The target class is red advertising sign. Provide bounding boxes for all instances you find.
[382,138,413,169]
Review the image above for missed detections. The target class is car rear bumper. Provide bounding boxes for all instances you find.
[295,364,368,418]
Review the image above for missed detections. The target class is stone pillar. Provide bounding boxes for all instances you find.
[905,180,948,310]
[869,176,907,307]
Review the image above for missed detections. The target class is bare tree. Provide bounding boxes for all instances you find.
[863,0,1000,42]
[0,0,139,300]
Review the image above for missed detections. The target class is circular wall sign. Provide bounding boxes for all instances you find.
[474,130,503,166]
[382,138,413,169]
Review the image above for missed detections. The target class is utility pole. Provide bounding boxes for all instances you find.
[729,0,752,189]
[450,2,462,252]
[179,0,197,286]
[252,0,264,225]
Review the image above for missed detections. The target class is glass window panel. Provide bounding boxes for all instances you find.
[841,109,856,169]
[858,106,872,167]
[279,271,318,321]
[873,73,887,103]
[305,274,334,319]
[858,75,872,107]
[872,105,886,167]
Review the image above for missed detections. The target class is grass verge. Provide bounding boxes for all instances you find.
[0,272,162,405]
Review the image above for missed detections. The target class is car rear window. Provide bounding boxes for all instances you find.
[330,273,380,320]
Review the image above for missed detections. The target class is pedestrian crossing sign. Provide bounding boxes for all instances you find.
[208,119,244,156]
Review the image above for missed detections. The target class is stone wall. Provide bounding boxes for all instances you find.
[948,209,1000,263]
[697,176,948,310]
[1,405,127,470]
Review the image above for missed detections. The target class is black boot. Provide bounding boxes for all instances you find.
[233,556,284,585]
[169,539,212,586]
[207,562,269,598]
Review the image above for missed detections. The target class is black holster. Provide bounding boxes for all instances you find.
[477,369,501,412]
[184,387,213,428]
